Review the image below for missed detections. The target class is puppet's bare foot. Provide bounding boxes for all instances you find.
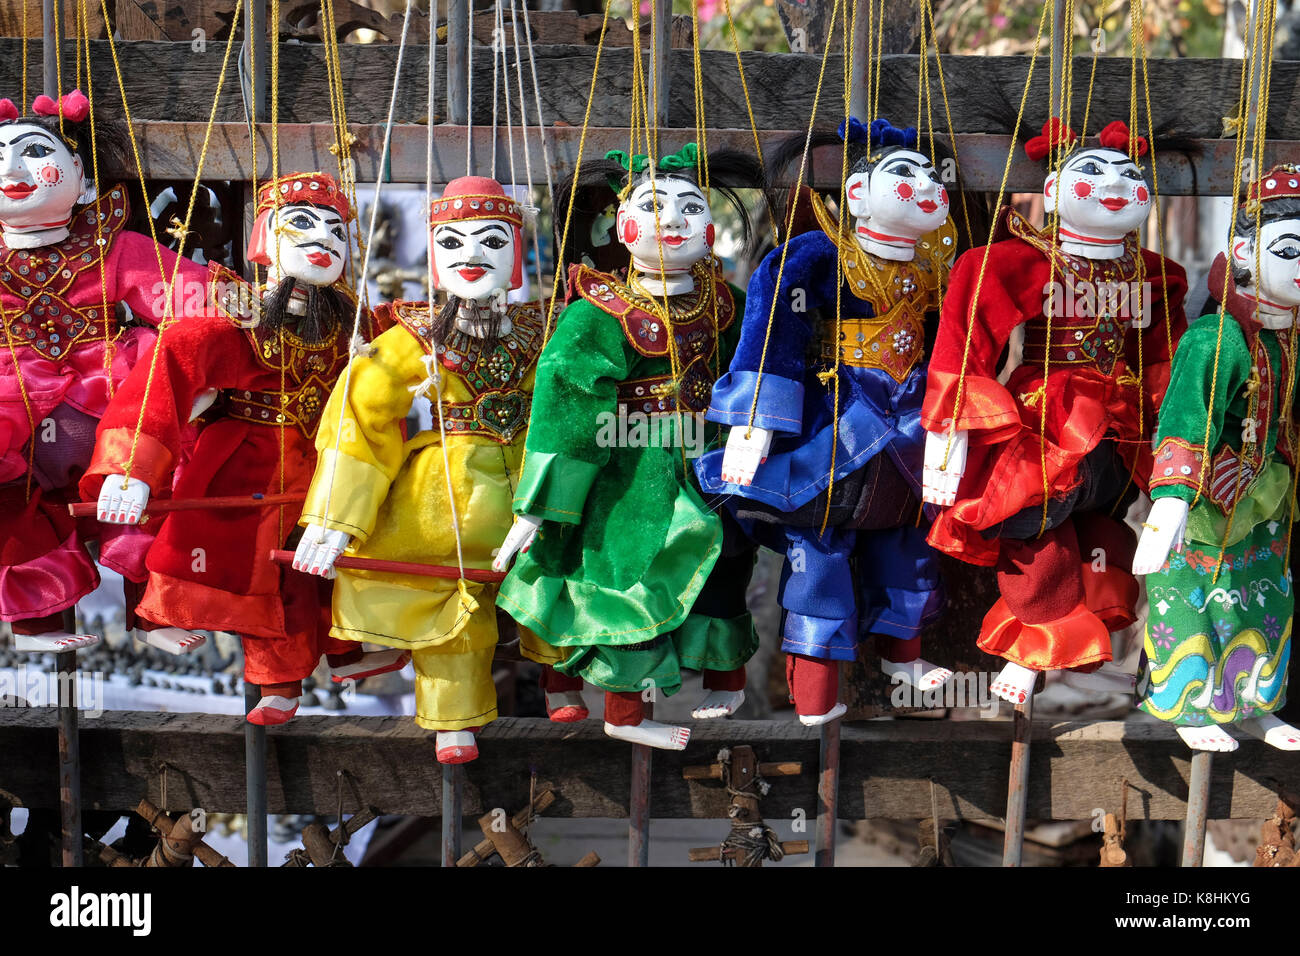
[545,691,589,722]
[246,694,300,726]
[1239,715,1300,751]
[990,662,1038,705]
[12,631,99,653]
[435,730,479,764]
[604,719,690,750]
[798,701,847,726]
[881,658,954,692]
[331,648,410,683]
[137,627,206,656]
[1175,725,1239,752]
[1061,662,1135,695]
[691,689,744,719]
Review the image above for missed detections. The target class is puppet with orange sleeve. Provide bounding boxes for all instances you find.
[82,172,407,724]
[0,90,210,652]
[920,120,1187,704]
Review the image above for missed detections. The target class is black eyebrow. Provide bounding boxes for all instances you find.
[0,130,59,148]
[884,157,935,170]
[1267,233,1300,245]
[284,205,342,224]
[1067,152,1135,169]
[436,225,467,236]
[647,187,707,203]
[471,223,510,235]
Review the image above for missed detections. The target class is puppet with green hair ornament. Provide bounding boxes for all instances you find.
[492,142,764,751]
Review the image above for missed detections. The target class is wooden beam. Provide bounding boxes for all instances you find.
[0,710,1291,821]
[2,41,1290,140]
[108,120,1300,195]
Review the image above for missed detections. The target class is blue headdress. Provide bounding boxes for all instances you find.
[838,117,920,165]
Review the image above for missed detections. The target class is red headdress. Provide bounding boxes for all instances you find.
[247,171,351,267]
[428,176,524,290]
[1246,164,1300,204]
[1025,117,1149,162]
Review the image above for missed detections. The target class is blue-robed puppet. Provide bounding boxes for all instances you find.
[694,117,957,722]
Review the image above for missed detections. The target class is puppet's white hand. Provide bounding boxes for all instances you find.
[1132,497,1190,575]
[492,514,543,572]
[293,524,350,578]
[719,426,773,486]
[922,429,968,506]
[97,475,151,525]
[189,388,220,421]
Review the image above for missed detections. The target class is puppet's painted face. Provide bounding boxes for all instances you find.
[264,203,348,286]
[1234,217,1300,309]
[0,122,90,229]
[431,218,517,302]
[616,175,714,274]
[1046,148,1150,240]
[845,149,949,247]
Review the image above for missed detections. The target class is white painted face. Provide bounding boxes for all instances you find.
[616,175,714,274]
[1045,148,1151,241]
[431,218,516,302]
[0,122,90,229]
[845,148,949,248]
[264,203,348,286]
[1233,217,1300,309]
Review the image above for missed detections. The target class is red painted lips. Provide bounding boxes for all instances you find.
[917,200,939,213]
[457,267,487,281]
[659,235,686,247]
[306,251,334,267]
[1100,198,1129,211]
[1,183,36,200]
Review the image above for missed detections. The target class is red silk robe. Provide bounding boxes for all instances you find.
[81,266,366,684]
[921,209,1187,669]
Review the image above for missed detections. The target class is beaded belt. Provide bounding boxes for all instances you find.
[438,389,530,443]
[817,311,923,383]
[1021,319,1126,373]
[227,386,325,438]
[617,370,714,415]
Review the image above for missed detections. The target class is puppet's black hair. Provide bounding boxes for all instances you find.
[260,277,353,344]
[1229,196,1300,287]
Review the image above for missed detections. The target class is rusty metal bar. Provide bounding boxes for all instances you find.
[245,0,268,122]
[814,716,840,867]
[446,0,469,127]
[1002,692,1034,867]
[441,762,463,866]
[628,699,654,868]
[244,681,268,867]
[652,0,671,129]
[109,121,1290,194]
[1181,751,1212,867]
[55,614,81,867]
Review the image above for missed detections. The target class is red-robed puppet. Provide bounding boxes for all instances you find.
[82,172,407,724]
[920,120,1188,705]
[0,91,209,652]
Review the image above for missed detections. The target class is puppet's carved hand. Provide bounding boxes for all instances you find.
[1131,497,1190,575]
[97,475,150,525]
[922,429,968,506]
[189,388,220,422]
[293,524,350,578]
[720,425,773,486]
[492,514,542,572]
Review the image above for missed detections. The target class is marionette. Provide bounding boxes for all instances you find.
[0,90,210,652]
[83,172,407,723]
[920,119,1188,704]
[492,144,762,751]
[292,176,544,763]
[1131,165,1300,753]
[695,117,956,724]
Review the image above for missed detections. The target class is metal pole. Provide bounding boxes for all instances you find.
[814,716,841,867]
[628,699,653,867]
[447,0,469,126]
[244,680,268,867]
[1181,751,1212,867]
[1049,0,1067,120]
[1002,692,1033,866]
[441,762,463,866]
[42,0,61,99]
[849,0,869,121]
[652,0,671,129]
[56,638,81,867]
[246,0,269,123]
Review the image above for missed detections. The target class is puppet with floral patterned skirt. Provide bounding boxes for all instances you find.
[492,144,761,751]
[0,90,210,652]
[294,177,544,763]
[695,117,957,724]
[920,119,1188,705]
[85,172,406,724]
[1130,165,1300,754]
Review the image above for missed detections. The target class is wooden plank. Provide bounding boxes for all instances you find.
[0,41,1289,140]
[0,709,1291,821]
[0,0,105,38]
[108,120,1300,195]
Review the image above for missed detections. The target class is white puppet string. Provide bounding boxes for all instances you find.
[490,0,501,175]
[318,0,415,526]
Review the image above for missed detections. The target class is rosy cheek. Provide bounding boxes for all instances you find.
[895,182,914,202]
[1135,185,1149,203]
[939,186,949,206]
[1044,177,1054,198]
[1073,180,1093,199]
[705,223,715,247]
[38,164,63,187]
[621,217,639,244]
